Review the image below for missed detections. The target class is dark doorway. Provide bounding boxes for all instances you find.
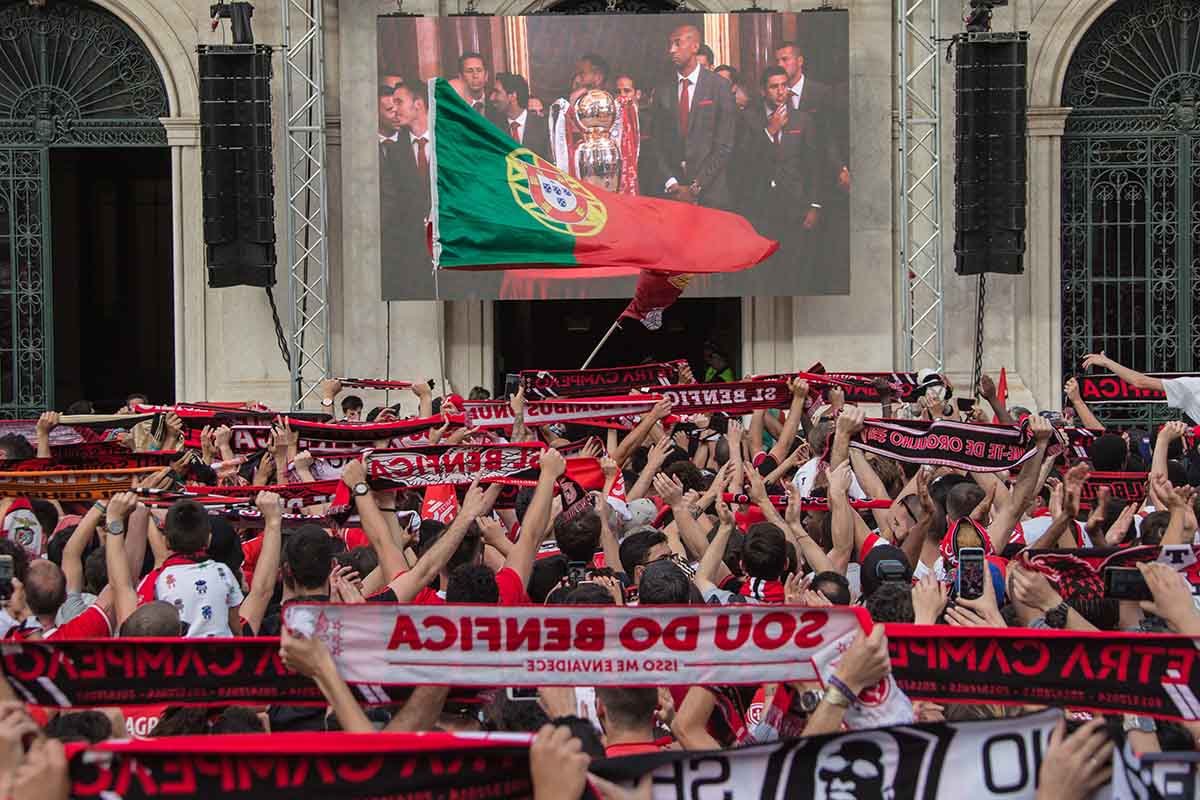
[494,298,741,394]
[51,148,173,412]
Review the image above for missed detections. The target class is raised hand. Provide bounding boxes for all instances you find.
[255,490,284,522]
[539,448,566,481]
[1080,352,1112,371]
[36,411,60,434]
[652,472,686,507]
[826,460,852,498]
[1036,718,1113,800]
[340,458,367,488]
[911,575,948,624]
[835,405,865,436]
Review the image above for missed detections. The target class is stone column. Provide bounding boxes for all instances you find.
[161,115,207,401]
[1018,106,1069,409]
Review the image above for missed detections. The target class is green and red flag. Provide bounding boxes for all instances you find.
[427,78,777,275]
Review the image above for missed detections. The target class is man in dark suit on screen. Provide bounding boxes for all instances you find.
[750,65,827,258]
[651,25,736,210]
[774,41,848,195]
[489,72,551,161]
[380,81,434,297]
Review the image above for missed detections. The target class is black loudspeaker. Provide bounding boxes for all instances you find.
[199,44,276,288]
[953,32,1029,276]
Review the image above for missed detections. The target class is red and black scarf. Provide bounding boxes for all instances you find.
[851,417,1065,472]
[520,360,685,399]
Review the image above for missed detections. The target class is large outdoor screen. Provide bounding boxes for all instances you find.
[377,11,849,301]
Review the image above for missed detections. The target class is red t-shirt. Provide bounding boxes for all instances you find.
[859,531,889,564]
[605,742,662,757]
[395,566,530,605]
[45,604,112,639]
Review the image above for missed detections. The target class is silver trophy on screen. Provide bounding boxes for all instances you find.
[574,89,621,192]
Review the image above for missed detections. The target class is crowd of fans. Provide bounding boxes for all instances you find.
[0,351,1199,799]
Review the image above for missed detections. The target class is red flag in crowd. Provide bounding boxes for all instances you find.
[620,270,693,330]
[993,366,1008,423]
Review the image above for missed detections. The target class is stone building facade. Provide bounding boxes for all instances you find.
[5,0,1184,417]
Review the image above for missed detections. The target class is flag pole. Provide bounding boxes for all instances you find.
[581,317,622,370]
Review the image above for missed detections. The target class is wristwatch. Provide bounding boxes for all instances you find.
[105,518,126,535]
[352,481,370,497]
[321,398,334,407]
[1044,601,1070,629]
[1123,715,1156,733]
[798,689,823,714]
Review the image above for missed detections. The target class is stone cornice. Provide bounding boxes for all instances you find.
[159,114,200,147]
[1027,106,1070,137]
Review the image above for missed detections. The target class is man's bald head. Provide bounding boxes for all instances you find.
[668,25,702,72]
[120,601,182,638]
[25,559,66,618]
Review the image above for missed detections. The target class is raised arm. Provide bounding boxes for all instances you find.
[412,380,433,419]
[611,397,672,469]
[506,450,564,587]
[767,379,809,463]
[509,386,533,444]
[1156,475,1196,546]
[654,473,710,561]
[1150,422,1186,507]
[35,411,58,460]
[626,436,671,502]
[987,415,1052,551]
[1064,377,1105,431]
[62,503,104,594]
[748,410,767,458]
[724,420,746,495]
[280,628,373,733]
[783,484,834,574]
[319,379,342,415]
[389,481,501,602]
[385,685,450,732]
[695,500,735,589]
[341,459,408,582]
[849,450,895,541]
[1082,352,1165,392]
[103,492,141,627]
[826,461,856,574]
[978,374,1014,425]
[829,405,865,473]
[239,491,283,635]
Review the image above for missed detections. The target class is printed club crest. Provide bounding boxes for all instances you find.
[506,148,607,237]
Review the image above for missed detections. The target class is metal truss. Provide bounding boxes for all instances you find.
[897,0,944,371]
[282,0,332,408]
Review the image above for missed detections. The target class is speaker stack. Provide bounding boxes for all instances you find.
[198,44,277,288]
[953,31,1029,276]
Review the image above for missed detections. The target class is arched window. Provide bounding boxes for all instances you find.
[1061,0,1200,425]
[0,0,167,416]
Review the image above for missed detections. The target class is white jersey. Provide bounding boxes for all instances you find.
[138,556,243,637]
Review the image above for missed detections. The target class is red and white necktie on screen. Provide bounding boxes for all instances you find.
[509,120,520,143]
[678,77,691,137]
[415,136,429,176]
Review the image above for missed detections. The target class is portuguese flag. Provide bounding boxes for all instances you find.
[427,78,777,274]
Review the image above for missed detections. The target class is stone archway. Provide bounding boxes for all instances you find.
[0,0,171,415]
[1018,0,1122,411]
[1058,0,1200,425]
